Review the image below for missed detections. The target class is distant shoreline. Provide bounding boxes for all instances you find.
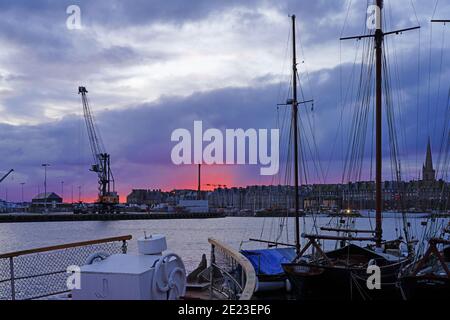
[0,211,225,223]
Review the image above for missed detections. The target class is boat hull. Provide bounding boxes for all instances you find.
[399,275,450,300]
[282,260,407,300]
[251,273,287,293]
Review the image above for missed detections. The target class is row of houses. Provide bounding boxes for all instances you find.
[126,179,449,212]
[207,180,449,211]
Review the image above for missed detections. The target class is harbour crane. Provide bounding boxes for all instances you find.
[0,169,14,184]
[78,86,119,213]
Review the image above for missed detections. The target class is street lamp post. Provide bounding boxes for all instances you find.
[42,164,50,211]
[61,181,64,203]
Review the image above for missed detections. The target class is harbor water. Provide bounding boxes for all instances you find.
[0,215,442,272]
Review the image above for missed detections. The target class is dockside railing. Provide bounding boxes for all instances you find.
[208,238,256,300]
[0,235,132,300]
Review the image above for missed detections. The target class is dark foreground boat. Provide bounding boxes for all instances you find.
[283,239,410,300]
[399,238,450,300]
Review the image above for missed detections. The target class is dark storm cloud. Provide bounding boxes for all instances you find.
[0,0,347,50]
[0,0,258,26]
[0,0,448,49]
[102,84,280,164]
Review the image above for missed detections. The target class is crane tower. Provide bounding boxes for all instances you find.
[78,86,119,213]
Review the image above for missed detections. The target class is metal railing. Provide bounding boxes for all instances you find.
[0,235,132,300]
[208,238,256,300]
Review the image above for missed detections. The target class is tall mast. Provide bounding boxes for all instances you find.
[340,0,419,248]
[374,0,383,247]
[292,15,301,255]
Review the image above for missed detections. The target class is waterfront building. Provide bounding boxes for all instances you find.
[32,192,63,205]
[126,189,167,206]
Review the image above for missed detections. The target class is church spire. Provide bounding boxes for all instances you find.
[423,137,435,181]
[425,138,433,168]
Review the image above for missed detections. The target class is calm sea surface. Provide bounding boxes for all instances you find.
[0,215,443,271]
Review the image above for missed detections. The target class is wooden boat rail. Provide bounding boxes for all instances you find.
[208,238,256,300]
[0,235,132,300]
[0,235,132,259]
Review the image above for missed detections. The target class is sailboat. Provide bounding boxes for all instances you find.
[282,0,418,300]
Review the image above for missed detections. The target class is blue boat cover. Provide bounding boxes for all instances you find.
[241,248,296,275]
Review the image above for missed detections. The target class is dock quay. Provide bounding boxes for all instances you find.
[0,211,225,223]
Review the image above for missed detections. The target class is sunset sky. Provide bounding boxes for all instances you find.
[0,0,449,202]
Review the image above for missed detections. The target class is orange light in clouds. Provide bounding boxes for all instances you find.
[160,163,273,191]
[120,164,239,193]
